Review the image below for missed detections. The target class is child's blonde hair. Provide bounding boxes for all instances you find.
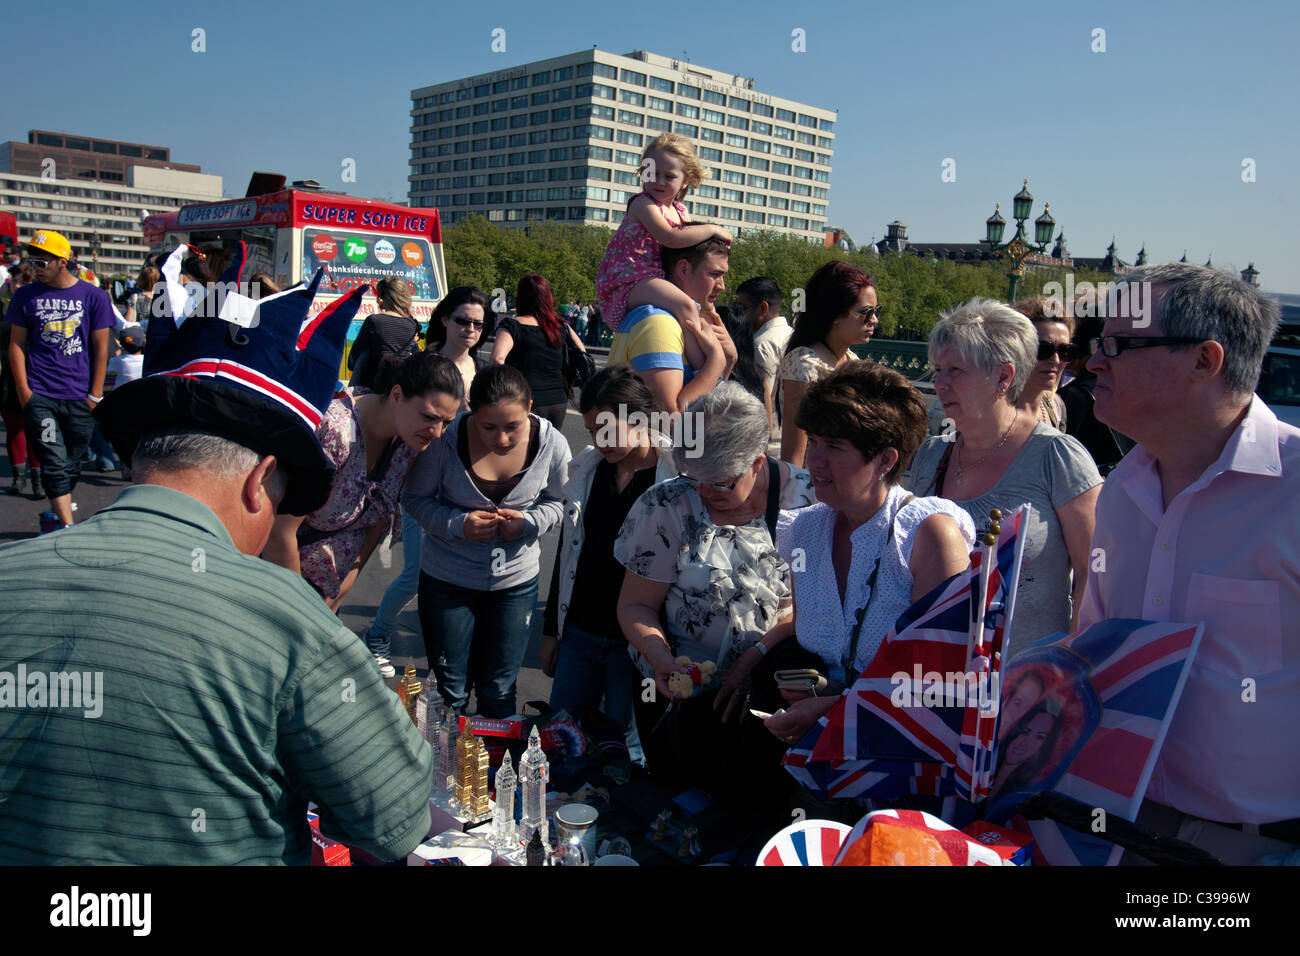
[642,133,706,202]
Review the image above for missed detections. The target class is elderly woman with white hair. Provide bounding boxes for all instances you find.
[907,297,1102,648]
[614,382,814,797]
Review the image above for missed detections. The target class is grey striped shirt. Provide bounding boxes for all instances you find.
[0,483,432,865]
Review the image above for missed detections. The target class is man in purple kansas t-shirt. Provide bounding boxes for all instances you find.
[6,229,113,528]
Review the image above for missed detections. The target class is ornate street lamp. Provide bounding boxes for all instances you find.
[984,179,1054,302]
[1241,262,1259,286]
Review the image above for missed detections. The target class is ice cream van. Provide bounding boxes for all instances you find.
[143,178,445,376]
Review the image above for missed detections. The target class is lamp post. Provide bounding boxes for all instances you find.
[984,179,1055,303]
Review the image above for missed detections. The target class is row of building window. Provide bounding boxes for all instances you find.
[1,180,191,205]
[415,99,831,146]
[424,202,822,232]
[416,126,829,165]
[414,68,834,130]
[412,155,830,185]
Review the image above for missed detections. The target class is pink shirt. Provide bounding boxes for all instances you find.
[1079,396,1300,824]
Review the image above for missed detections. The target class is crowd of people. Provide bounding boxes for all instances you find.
[0,131,1295,865]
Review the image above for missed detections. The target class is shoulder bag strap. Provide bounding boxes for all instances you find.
[764,456,781,547]
[839,493,916,680]
[928,440,956,497]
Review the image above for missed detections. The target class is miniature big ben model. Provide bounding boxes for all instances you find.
[396,665,422,727]
[437,710,458,795]
[453,727,491,821]
[518,726,550,847]
[491,751,518,849]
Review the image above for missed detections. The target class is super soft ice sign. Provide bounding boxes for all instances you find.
[298,202,430,235]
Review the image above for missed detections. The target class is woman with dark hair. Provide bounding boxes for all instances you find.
[778,261,880,467]
[988,699,1064,808]
[354,289,496,667]
[404,365,572,717]
[542,365,677,753]
[490,273,588,429]
[752,362,975,746]
[347,275,420,391]
[426,286,491,408]
[1012,295,1071,431]
[263,352,466,674]
[719,303,766,404]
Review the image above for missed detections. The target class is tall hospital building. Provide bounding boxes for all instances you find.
[410,49,835,240]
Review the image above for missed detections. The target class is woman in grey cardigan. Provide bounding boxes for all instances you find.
[403,365,571,717]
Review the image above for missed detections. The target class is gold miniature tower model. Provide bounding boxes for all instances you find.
[454,727,491,819]
[396,665,422,727]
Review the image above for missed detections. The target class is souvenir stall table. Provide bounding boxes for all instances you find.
[312,505,1207,867]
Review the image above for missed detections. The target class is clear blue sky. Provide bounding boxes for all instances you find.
[3,0,1296,291]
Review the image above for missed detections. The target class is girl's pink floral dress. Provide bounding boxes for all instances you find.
[298,388,418,598]
[595,196,689,332]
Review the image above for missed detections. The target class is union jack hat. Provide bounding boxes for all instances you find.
[96,241,368,515]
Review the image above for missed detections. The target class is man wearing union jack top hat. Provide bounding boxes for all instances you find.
[0,243,433,864]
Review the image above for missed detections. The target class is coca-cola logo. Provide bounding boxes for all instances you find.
[312,233,337,262]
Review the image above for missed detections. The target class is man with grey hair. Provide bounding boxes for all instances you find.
[0,244,433,864]
[1079,262,1300,864]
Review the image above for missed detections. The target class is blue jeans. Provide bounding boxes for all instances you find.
[363,508,422,658]
[418,571,538,718]
[549,622,644,760]
[88,424,117,468]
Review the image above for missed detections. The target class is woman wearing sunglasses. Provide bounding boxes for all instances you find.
[1012,295,1072,431]
[615,382,814,802]
[908,298,1101,648]
[426,286,492,410]
[778,260,880,468]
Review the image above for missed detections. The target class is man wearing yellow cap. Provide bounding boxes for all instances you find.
[5,230,115,528]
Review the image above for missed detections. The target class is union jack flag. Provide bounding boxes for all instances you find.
[987,619,1205,866]
[782,506,1029,802]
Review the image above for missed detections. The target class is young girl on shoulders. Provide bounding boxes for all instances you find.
[595,133,731,372]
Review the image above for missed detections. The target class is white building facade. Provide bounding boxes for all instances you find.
[1,165,223,277]
[410,49,835,240]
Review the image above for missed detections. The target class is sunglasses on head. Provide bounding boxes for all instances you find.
[1037,341,1076,361]
[453,317,484,329]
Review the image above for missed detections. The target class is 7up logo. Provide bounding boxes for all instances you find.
[344,238,367,263]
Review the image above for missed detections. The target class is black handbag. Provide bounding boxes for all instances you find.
[562,328,596,394]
